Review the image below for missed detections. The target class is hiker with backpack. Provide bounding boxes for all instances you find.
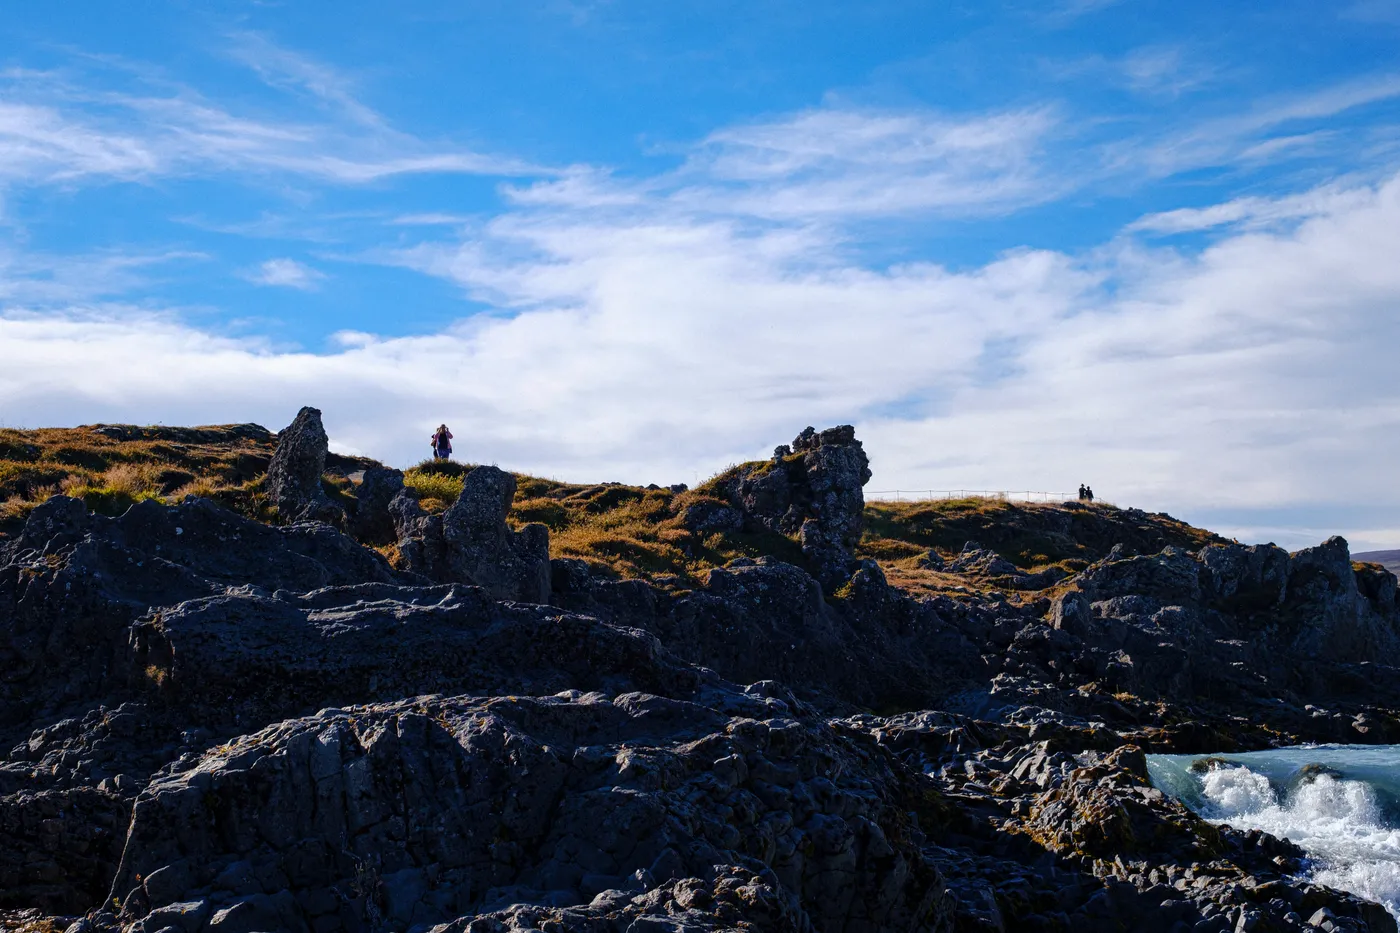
[431,424,453,460]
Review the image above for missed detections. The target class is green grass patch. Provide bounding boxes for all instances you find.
[410,458,474,478]
[65,485,165,517]
[403,470,464,506]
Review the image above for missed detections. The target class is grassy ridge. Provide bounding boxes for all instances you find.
[1,424,1226,596]
[0,424,279,529]
[859,497,1227,597]
[399,460,801,584]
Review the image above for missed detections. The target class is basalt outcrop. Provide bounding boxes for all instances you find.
[266,407,343,526]
[391,465,552,603]
[103,690,950,933]
[347,466,405,546]
[699,426,872,593]
[2,421,1400,933]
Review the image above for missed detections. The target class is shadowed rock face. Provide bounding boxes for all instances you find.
[267,406,343,526]
[106,691,952,933]
[130,583,701,732]
[0,496,404,737]
[392,465,551,603]
[346,465,404,545]
[6,422,1400,933]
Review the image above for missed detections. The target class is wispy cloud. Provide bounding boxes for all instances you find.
[390,213,477,226]
[1344,0,1400,24]
[502,106,1064,224]
[1118,46,1217,98]
[245,258,326,290]
[1106,75,1400,178]
[0,46,544,189]
[1044,0,1128,25]
[682,106,1061,218]
[228,31,386,129]
[0,247,203,303]
[1125,183,1371,235]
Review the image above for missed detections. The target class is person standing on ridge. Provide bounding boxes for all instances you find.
[431,424,453,460]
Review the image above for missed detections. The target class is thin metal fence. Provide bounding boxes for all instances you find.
[865,489,1091,504]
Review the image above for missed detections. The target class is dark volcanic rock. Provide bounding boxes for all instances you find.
[1285,536,1400,662]
[844,714,1399,933]
[549,556,989,713]
[266,406,343,525]
[0,786,128,913]
[392,465,551,603]
[347,465,405,545]
[709,425,872,593]
[129,583,702,728]
[428,868,806,932]
[0,495,404,734]
[107,691,953,933]
[9,424,1400,933]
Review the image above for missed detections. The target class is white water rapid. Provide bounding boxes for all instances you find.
[1148,745,1400,919]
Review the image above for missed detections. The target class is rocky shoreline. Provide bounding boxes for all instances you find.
[3,410,1399,932]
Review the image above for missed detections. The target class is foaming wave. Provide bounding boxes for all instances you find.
[1200,764,1276,816]
[1199,765,1400,918]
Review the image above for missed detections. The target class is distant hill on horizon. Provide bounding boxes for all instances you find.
[1355,549,1400,574]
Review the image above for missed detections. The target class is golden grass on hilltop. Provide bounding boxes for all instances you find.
[0,423,381,534]
[860,496,1226,597]
[346,459,802,584]
[1,425,1229,602]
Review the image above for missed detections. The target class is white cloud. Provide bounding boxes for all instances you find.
[228,32,387,130]
[495,107,1063,226]
[6,172,1400,549]
[245,258,326,290]
[390,213,477,226]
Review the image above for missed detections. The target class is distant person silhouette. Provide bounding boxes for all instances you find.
[1085,486,1095,503]
[1078,484,1087,500]
[431,424,453,460]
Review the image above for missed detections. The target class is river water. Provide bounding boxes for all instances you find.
[1147,745,1400,918]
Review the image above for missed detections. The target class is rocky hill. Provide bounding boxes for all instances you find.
[1,410,1398,933]
[1356,550,1400,575]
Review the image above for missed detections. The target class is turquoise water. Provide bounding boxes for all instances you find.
[1148,745,1400,918]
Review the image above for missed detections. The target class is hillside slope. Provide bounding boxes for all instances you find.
[1357,549,1400,574]
[1,421,1225,593]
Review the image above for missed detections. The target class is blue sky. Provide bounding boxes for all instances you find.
[3,1,1400,549]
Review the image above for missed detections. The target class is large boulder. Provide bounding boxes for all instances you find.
[0,495,403,734]
[347,465,405,545]
[1284,536,1400,662]
[711,425,872,592]
[392,466,551,603]
[129,583,701,729]
[106,690,953,933]
[1199,541,1290,610]
[266,407,343,525]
